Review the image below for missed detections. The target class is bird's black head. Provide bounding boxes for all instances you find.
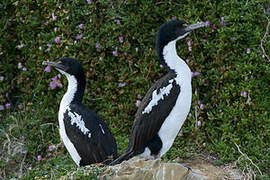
[156,20,207,48]
[43,57,84,77]
[156,20,188,46]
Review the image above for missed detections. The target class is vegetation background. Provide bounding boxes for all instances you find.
[0,0,269,179]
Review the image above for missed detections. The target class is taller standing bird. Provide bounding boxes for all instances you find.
[111,20,206,165]
[43,58,117,166]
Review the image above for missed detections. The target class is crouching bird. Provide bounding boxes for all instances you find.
[110,20,207,165]
[43,58,117,166]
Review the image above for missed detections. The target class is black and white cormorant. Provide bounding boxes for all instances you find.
[43,58,117,166]
[110,20,206,165]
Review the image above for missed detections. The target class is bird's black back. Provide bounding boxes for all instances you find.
[63,103,117,165]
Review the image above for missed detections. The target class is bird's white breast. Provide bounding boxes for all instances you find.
[59,104,81,166]
[157,75,192,157]
[157,40,192,157]
[58,72,81,166]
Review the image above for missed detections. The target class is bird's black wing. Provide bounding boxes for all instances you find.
[128,71,181,154]
[63,103,117,166]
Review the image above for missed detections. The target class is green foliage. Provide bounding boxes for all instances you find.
[0,0,269,178]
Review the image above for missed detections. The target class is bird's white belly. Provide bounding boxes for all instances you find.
[157,82,192,157]
[139,81,192,159]
[58,105,81,166]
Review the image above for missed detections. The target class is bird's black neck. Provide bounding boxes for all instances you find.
[61,71,86,106]
[156,36,170,71]
[72,73,86,103]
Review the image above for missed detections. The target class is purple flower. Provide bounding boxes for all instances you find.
[115,19,120,24]
[246,48,251,54]
[160,64,164,68]
[45,21,49,25]
[205,21,211,26]
[48,145,54,151]
[22,67,27,71]
[47,44,52,48]
[0,3,3,7]
[0,76,4,81]
[99,57,103,61]
[18,62,23,69]
[196,120,201,126]
[55,37,60,43]
[187,40,192,51]
[66,16,69,20]
[119,36,124,43]
[241,91,248,97]
[90,18,93,22]
[202,142,206,147]
[231,37,236,41]
[124,52,128,56]
[211,24,217,30]
[172,16,177,20]
[0,105,4,111]
[18,104,23,110]
[137,94,142,99]
[197,100,204,109]
[5,103,11,109]
[37,155,42,161]
[186,59,190,63]
[75,34,83,40]
[50,75,62,89]
[200,103,204,109]
[220,17,227,26]
[178,129,183,136]
[135,100,141,107]
[44,66,51,72]
[191,72,200,77]
[50,81,57,89]
[95,43,100,48]
[65,46,69,49]
[112,48,118,56]
[87,0,92,4]
[78,24,83,29]
[52,12,57,20]
[118,82,126,87]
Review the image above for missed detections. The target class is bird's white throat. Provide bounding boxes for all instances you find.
[162,40,191,81]
[58,70,78,107]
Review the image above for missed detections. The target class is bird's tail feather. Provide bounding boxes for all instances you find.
[109,151,134,166]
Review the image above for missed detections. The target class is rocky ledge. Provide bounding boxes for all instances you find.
[99,157,213,180]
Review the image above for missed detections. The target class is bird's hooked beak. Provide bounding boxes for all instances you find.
[184,22,207,32]
[42,61,67,71]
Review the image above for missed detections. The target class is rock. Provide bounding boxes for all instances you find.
[99,157,209,180]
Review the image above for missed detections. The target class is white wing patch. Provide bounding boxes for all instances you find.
[67,109,92,138]
[99,124,105,134]
[142,81,174,114]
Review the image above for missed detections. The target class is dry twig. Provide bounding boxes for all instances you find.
[234,142,262,177]
[260,9,270,62]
